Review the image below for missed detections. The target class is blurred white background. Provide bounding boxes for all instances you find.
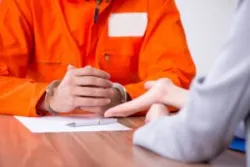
[175,0,237,75]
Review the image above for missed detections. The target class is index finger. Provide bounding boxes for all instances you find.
[71,66,110,79]
[104,90,156,117]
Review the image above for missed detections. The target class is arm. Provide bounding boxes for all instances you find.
[133,0,250,162]
[125,0,196,103]
[0,0,48,116]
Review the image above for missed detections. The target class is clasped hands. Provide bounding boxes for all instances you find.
[45,65,122,115]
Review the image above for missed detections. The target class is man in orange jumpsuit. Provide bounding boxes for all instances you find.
[0,0,196,116]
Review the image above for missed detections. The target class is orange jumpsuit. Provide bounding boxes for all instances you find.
[0,0,196,116]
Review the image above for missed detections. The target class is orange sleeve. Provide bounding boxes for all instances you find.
[0,0,48,116]
[125,0,196,109]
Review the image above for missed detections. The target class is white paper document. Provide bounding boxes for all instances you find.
[15,115,131,133]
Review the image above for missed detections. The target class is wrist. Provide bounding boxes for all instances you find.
[36,94,48,114]
[112,83,128,103]
[47,88,59,112]
[168,86,188,109]
[177,88,189,108]
[44,80,61,115]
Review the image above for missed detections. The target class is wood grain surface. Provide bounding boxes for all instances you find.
[0,116,245,167]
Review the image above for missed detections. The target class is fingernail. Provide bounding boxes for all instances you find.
[104,113,110,117]
[104,111,112,117]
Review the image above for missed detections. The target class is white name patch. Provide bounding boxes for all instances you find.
[108,13,148,37]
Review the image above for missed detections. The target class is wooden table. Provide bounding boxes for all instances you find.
[0,115,245,167]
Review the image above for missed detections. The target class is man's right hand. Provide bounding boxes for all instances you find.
[48,65,113,113]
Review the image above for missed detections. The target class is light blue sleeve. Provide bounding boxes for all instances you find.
[133,0,250,163]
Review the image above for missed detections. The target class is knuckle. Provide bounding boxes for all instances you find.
[84,66,93,73]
